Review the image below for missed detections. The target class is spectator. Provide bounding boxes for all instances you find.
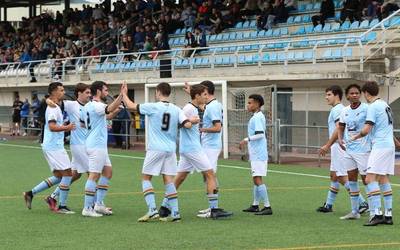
[380,0,399,20]
[274,0,289,23]
[11,96,23,136]
[312,0,335,27]
[134,26,145,50]
[210,8,224,34]
[181,4,196,28]
[183,31,197,57]
[340,0,361,24]
[194,27,207,48]
[257,1,276,31]
[20,98,30,136]
[31,94,41,131]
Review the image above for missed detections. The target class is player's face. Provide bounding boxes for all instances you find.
[100,85,109,101]
[247,98,258,112]
[325,91,335,105]
[54,86,65,100]
[363,91,372,103]
[197,90,208,105]
[346,87,360,104]
[79,88,91,103]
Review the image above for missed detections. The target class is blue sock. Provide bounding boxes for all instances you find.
[253,185,260,206]
[84,179,97,209]
[58,176,72,206]
[96,176,110,206]
[50,187,60,199]
[349,181,360,214]
[165,183,179,218]
[380,183,393,217]
[326,181,340,207]
[257,184,270,207]
[32,176,61,195]
[142,180,157,215]
[208,193,218,209]
[367,181,382,216]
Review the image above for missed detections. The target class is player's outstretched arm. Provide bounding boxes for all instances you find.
[107,87,124,113]
[319,125,340,156]
[393,136,400,149]
[351,124,372,141]
[106,106,121,120]
[200,122,222,133]
[121,84,138,111]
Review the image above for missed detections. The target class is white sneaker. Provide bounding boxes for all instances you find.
[198,208,211,214]
[82,208,103,217]
[340,212,361,220]
[197,211,211,218]
[94,204,113,215]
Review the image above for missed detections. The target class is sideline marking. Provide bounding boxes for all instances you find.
[260,242,400,250]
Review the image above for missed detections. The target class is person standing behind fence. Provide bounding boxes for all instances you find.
[20,98,30,136]
[11,96,23,136]
[112,95,131,149]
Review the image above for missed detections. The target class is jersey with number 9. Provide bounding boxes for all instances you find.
[365,99,394,149]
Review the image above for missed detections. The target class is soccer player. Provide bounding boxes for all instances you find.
[23,82,76,214]
[351,81,400,226]
[317,85,367,213]
[184,81,223,216]
[81,81,124,217]
[159,84,233,219]
[240,94,272,215]
[337,84,370,219]
[122,82,197,222]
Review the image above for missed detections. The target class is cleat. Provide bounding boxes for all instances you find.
[383,216,393,225]
[242,205,260,212]
[138,213,159,222]
[159,216,181,222]
[23,191,33,209]
[57,206,75,214]
[359,202,369,215]
[44,196,57,212]
[94,204,113,215]
[363,215,384,226]
[316,203,333,213]
[254,206,273,216]
[159,206,171,218]
[198,208,211,214]
[82,208,103,217]
[197,211,211,218]
[210,208,233,219]
[340,212,360,220]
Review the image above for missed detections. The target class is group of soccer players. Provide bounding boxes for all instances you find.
[318,81,400,226]
[23,79,273,221]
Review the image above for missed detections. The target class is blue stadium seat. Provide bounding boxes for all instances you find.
[222,47,230,52]
[243,32,250,39]
[305,25,314,33]
[94,63,101,72]
[251,44,259,50]
[242,20,250,28]
[322,49,332,59]
[262,53,270,62]
[249,20,257,27]
[293,26,305,35]
[216,34,223,41]
[287,16,295,24]
[305,3,313,11]
[265,29,273,37]
[122,62,131,71]
[330,22,340,32]
[313,2,321,10]
[257,30,266,37]
[222,33,229,40]
[298,4,306,12]
[303,15,311,22]
[304,51,313,60]
[194,58,202,66]
[209,34,217,42]
[369,18,379,28]
[222,56,231,65]
[331,49,342,59]
[245,54,254,64]
[341,21,351,30]
[236,32,243,40]
[238,55,246,64]
[244,45,252,51]
[362,32,377,43]
[281,27,288,35]
[322,23,331,32]
[314,24,323,32]
[270,53,278,61]
[293,15,302,23]
[350,21,360,29]
[129,61,137,70]
[344,48,352,57]
[335,11,341,20]
[266,43,275,49]
[272,29,281,37]
[214,57,223,65]
[287,52,295,61]
[229,46,237,52]
[229,32,236,40]
[390,16,400,26]
[250,31,258,39]
[277,53,286,61]
[235,22,243,29]
[359,20,369,29]
[294,51,304,61]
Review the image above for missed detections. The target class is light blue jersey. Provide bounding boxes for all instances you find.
[328,103,345,138]
[82,101,108,149]
[201,99,222,149]
[139,101,187,152]
[41,105,64,151]
[64,100,87,145]
[180,103,202,154]
[365,99,394,149]
[248,111,268,161]
[339,103,371,153]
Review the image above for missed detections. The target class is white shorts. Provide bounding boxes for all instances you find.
[43,149,71,171]
[342,152,370,175]
[367,148,395,175]
[87,148,112,173]
[203,148,221,173]
[330,143,349,176]
[251,161,267,177]
[142,151,177,176]
[178,151,213,173]
[71,145,89,174]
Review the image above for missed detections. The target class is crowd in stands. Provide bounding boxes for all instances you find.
[0,0,399,78]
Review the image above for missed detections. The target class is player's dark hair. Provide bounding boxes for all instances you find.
[249,94,264,107]
[325,85,343,100]
[91,81,107,96]
[48,82,63,95]
[361,81,379,96]
[156,82,171,97]
[190,84,206,100]
[74,82,90,98]
[200,80,215,95]
[345,84,361,95]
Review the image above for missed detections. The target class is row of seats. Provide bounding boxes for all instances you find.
[92,48,353,73]
[169,18,384,47]
[295,0,343,13]
[0,67,51,77]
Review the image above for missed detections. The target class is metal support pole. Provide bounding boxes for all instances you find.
[274,119,281,164]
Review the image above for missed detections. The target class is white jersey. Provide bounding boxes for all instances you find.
[81,101,108,149]
[179,103,202,154]
[41,105,64,151]
[64,100,87,145]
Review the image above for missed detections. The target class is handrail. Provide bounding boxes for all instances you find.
[359,8,400,38]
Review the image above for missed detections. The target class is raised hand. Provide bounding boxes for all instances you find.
[183,82,190,94]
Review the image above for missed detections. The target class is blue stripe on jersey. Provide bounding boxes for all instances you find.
[201,99,222,149]
[248,111,268,161]
[366,99,394,149]
[41,105,64,151]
